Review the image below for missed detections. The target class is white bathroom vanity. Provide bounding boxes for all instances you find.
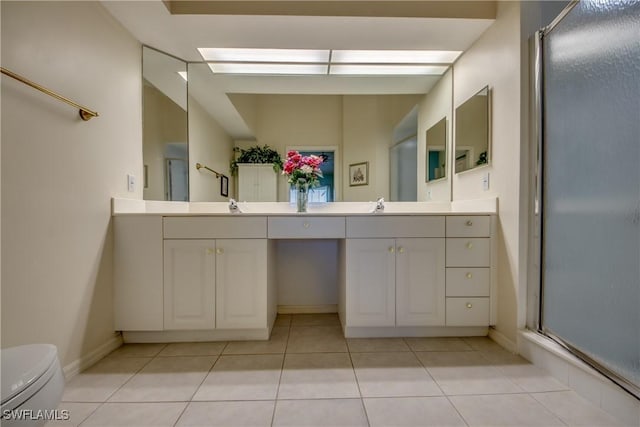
[112,198,497,343]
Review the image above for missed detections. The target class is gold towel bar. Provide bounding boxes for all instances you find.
[1,67,99,121]
[196,163,223,178]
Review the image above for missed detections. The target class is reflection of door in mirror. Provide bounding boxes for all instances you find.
[166,158,188,201]
[287,150,336,203]
[425,117,447,182]
[142,47,188,200]
[454,86,489,173]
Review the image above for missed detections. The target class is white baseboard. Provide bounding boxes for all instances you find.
[344,326,488,338]
[278,304,338,314]
[62,334,123,380]
[488,326,517,353]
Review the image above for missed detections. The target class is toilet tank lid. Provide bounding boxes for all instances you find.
[1,344,59,404]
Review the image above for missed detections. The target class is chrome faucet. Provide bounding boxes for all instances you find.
[375,197,385,212]
[228,198,240,213]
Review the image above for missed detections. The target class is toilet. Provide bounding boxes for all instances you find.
[1,344,64,426]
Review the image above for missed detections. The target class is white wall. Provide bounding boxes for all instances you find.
[452,1,521,344]
[417,69,453,202]
[188,96,235,202]
[1,1,141,367]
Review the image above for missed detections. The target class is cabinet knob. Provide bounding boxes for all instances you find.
[389,246,395,253]
[466,242,474,249]
[207,248,214,255]
[466,272,473,279]
[398,247,405,254]
[216,248,224,255]
[303,222,310,229]
[466,220,473,226]
[466,303,473,309]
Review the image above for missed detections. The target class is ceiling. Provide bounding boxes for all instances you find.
[102,1,495,139]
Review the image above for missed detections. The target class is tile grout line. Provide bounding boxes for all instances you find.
[270,316,292,426]
[171,348,225,427]
[403,337,472,427]
[346,347,372,427]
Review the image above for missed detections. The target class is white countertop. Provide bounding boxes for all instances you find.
[112,198,497,216]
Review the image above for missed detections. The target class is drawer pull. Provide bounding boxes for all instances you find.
[216,248,224,255]
[398,247,405,254]
[466,272,473,279]
[466,242,474,249]
[303,222,310,229]
[389,246,395,253]
[466,220,473,226]
[466,303,473,309]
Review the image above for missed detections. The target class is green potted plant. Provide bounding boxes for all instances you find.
[230,145,283,176]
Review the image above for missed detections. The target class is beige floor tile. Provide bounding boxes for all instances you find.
[176,401,275,426]
[157,342,227,357]
[108,356,216,402]
[291,313,341,327]
[462,336,504,352]
[347,338,410,353]
[450,394,565,426]
[286,326,347,353]
[416,351,523,395]
[45,402,100,426]
[274,314,292,327]
[351,352,442,397]
[273,399,368,426]
[404,337,473,352]
[223,327,289,355]
[62,357,151,402]
[107,343,167,358]
[80,402,186,426]
[532,391,626,426]
[278,353,360,399]
[364,396,466,427]
[497,363,570,393]
[192,354,283,401]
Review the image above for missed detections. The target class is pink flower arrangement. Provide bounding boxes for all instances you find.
[283,150,324,187]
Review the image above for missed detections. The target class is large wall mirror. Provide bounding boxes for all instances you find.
[142,48,455,203]
[454,85,490,173]
[142,47,188,201]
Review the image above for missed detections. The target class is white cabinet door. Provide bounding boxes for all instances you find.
[238,164,277,202]
[164,240,216,330]
[346,239,396,327]
[395,238,446,326]
[216,239,267,329]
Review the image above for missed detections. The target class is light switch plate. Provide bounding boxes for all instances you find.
[482,173,490,191]
[127,174,136,192]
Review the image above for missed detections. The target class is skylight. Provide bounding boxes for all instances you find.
[197,48,460,76]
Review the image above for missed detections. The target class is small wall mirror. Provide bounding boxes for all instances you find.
[454,85,490,173]
[142,46,188,201]
[425,117,447,182]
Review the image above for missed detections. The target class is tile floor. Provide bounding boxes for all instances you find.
[52,314,629,426]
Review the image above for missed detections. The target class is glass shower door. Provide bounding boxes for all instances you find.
[541,0,640,397]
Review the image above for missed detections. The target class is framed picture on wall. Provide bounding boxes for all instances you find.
[349,162,369,186]
[220,175,229,197]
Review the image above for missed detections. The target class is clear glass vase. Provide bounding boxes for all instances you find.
[296,181,309,213]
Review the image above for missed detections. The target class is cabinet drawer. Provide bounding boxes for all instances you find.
[163,217,267,239]
[446,238,490,267]
[347,216,445,238]
[446,268,490,297]
[268,216,345,238]
[446,297,489,326]
[446,216,490,237]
